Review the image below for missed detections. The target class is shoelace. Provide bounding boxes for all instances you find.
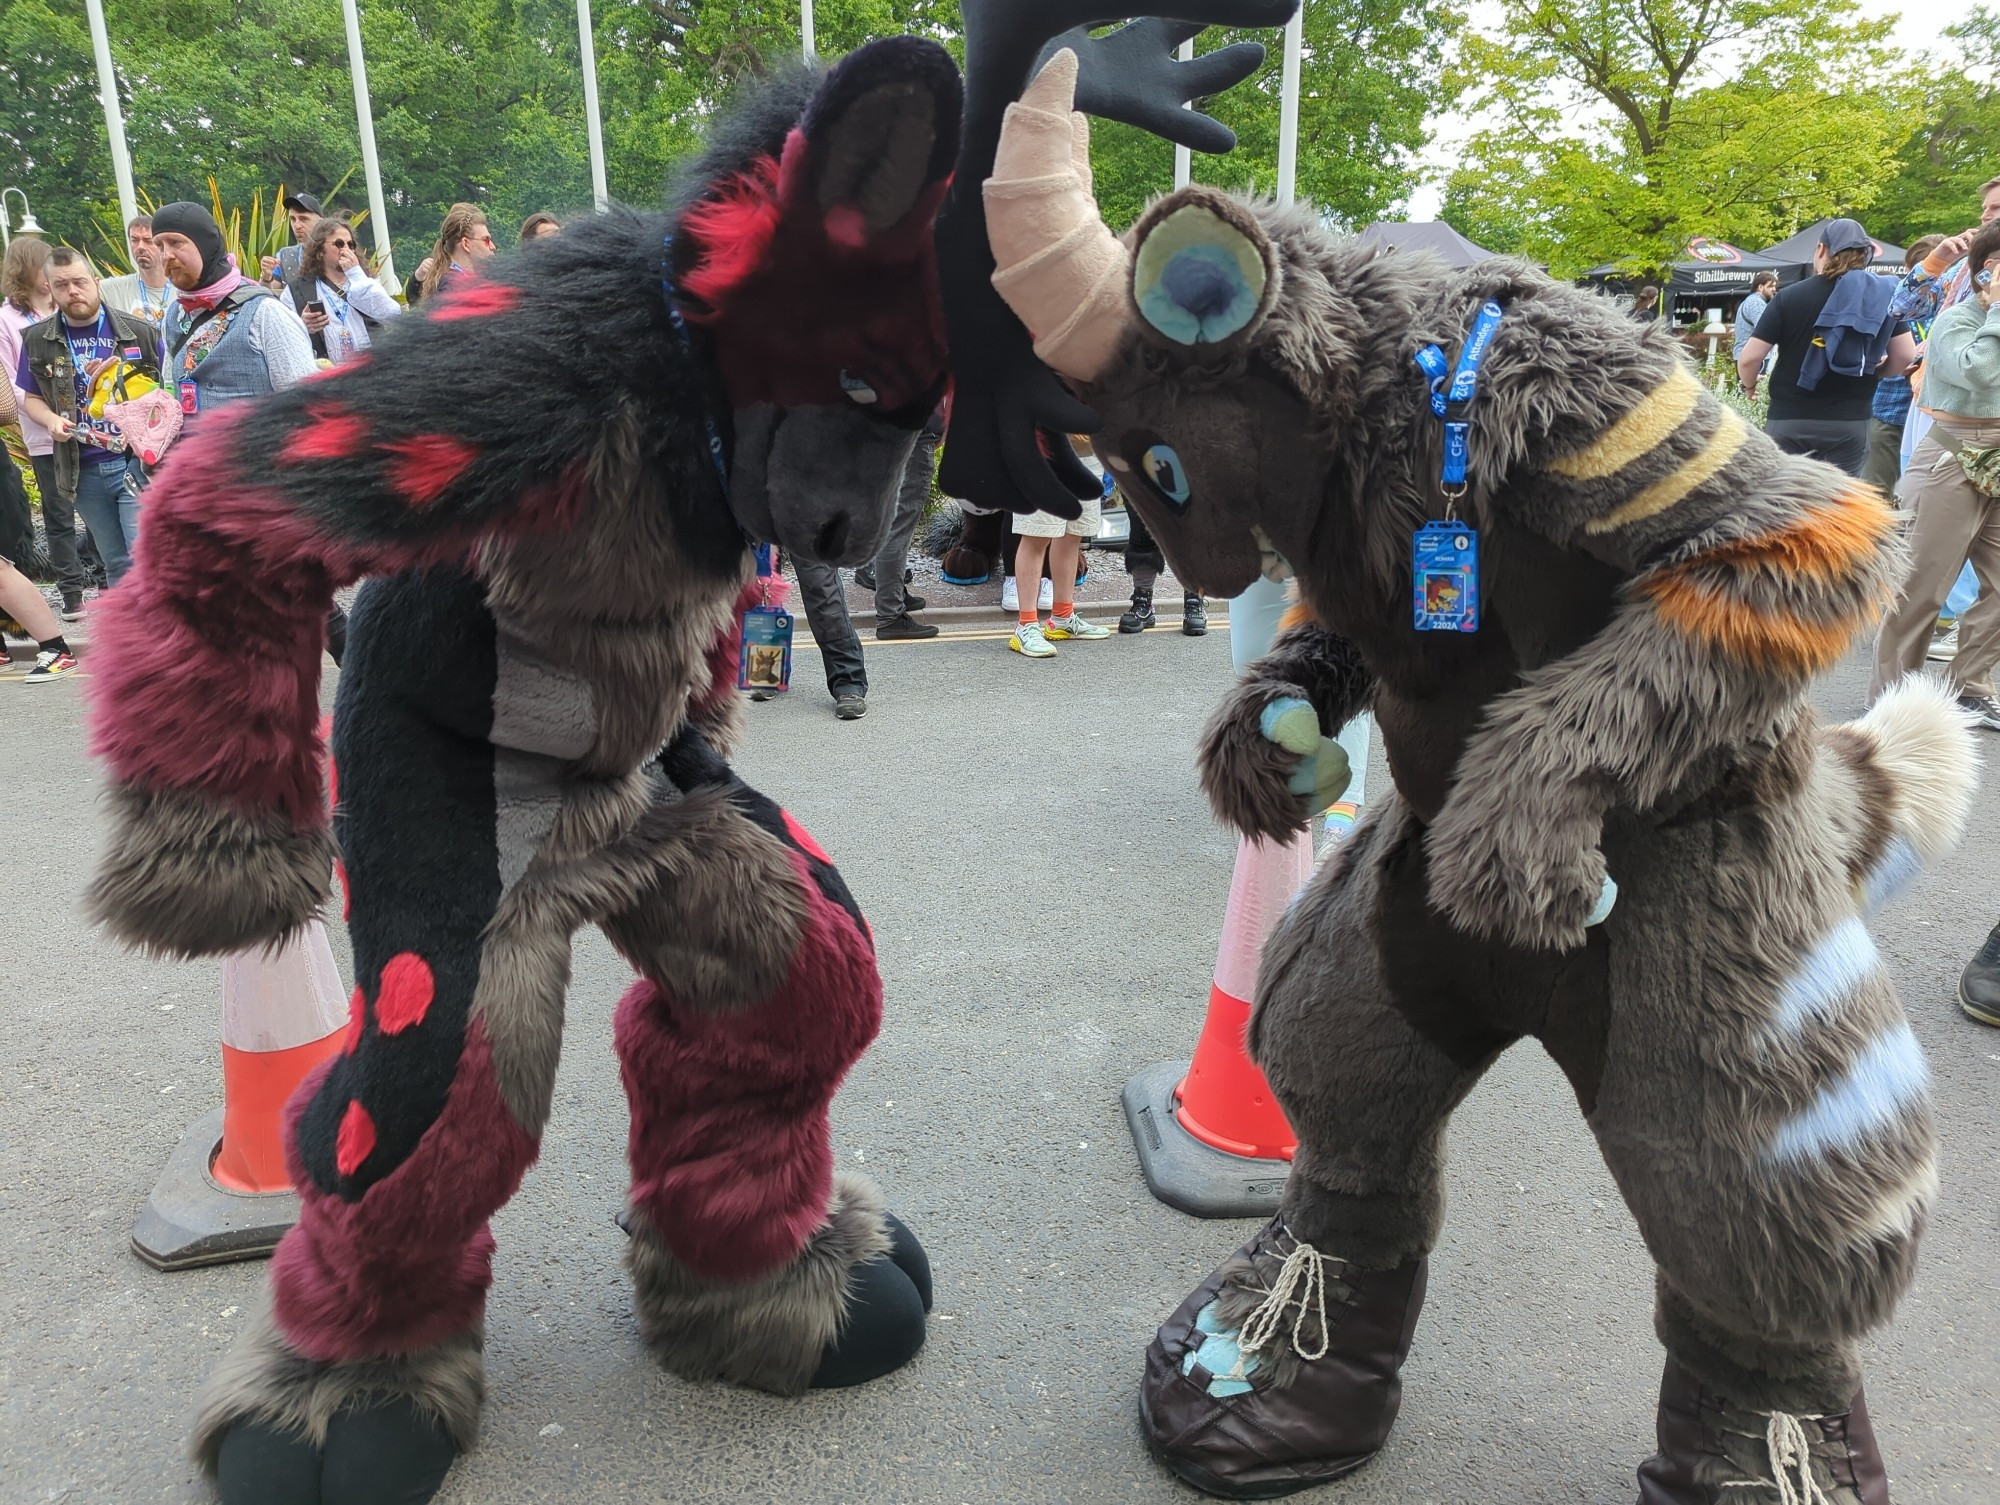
[1977,922,2000,968]
[1227,1236,1334,1377]
[1720,1412,1834,1505]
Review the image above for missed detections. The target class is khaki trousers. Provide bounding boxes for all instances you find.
[1870,419,2000,698]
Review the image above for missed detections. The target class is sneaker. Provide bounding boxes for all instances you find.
[902,592,927,612]
[1955,690,2000,730]
[1001,577,1019,612]
[834,692,868,720]
[24,649,79,683]
[1959,922,2000,1027]
[1119,588,1156,633]
[1010,621,1057,658]
[1928,621,1959,661]
[1045,612,1111,641]
[1182,595,1208,636]
[1038,577,1054,611]
[60,592,85,622]
[855,564,876,591]
[875,612,938,641]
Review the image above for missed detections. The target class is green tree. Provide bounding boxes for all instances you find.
[1439,0,1917,277]
[1867,8,2000,247]
[1084,1,1462,232]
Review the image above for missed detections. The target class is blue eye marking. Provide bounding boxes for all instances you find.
[1143,444,1190,506]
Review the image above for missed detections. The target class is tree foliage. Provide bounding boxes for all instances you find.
[0,0,1448,275]
[1439,0,1918,276]
[1867,8,2000,247]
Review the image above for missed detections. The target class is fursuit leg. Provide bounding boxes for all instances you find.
[606,737,928,1396]
[1141,796,1516,1498]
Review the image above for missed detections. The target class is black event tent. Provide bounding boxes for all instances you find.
[1757,220,1906,274]
[1583,238,1798,299]
[1357,220,1495,268]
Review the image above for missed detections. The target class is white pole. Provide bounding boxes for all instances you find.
[1173,37,1193,190]
[83,0,137,232]
[801,0,816,61]
[577,0,610,211]
[1276,10,1303,208]
[339,0,398,288]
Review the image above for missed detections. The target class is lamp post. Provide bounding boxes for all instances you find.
[578,0,610,211]
[1275,9,1302,208]
[0,187,44,251]
[1173,36,1193,191]
[82,0,138,231]
[801,0,816,61]
[338,0,398,288]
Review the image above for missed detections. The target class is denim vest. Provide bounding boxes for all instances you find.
[20,305,163,502]
[166,286,278,417]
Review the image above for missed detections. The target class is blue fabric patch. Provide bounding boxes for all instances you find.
[1765,1022,1931,1166]
[1181,1301,1257,1397]
[1861,837,1923,917]
[1769,917,1881,1039]
[1140,245,1258,345]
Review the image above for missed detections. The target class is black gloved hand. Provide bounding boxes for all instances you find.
[1043,18,1270,154]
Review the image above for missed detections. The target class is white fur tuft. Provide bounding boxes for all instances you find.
[1855,676,1982,862]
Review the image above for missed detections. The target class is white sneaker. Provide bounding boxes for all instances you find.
[1010,621,1057,658]
[1928,621,1959,662]
[1045,612,1110,640]
[1001,577,1018,612]
[1038,577,1054,610]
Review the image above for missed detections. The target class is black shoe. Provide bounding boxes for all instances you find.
[835,693,868,720]
[903,591,927,611]
[1182,595,1208,636]
[855,564,876,590]
[1960,922,2000,1026]
[875,612,939,641]
[1119,588,1156,634]
[60,591,84,621]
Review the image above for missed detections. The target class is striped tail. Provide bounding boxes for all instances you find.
[1829,677,1980,915]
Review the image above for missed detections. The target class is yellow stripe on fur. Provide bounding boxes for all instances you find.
[1583,411,1747,536]
[1546,366,1703,480]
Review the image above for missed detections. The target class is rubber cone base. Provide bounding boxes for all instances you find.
[130,1107,299,1271]
[1122,1061,1290,1219]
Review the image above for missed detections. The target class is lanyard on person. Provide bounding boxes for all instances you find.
[60,308,111,375]
[316,277,351,326]
[137,281,168,322]
[1408,299,1503,633]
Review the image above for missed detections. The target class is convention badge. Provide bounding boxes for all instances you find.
[1412,522,1480,633]
[739,605,794,692]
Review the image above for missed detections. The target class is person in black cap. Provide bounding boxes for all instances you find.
[1738,217,1917,475]
[262,191,325,289]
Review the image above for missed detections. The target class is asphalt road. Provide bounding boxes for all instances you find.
[1,624,1995,1504]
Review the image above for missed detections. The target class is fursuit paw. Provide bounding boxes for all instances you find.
[1198,684,1351,843]
[214,1398,459,1505]
[1423,794,1608,952]
[808,1217,931,1390]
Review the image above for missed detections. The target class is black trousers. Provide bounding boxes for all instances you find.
[1764,418,1870,479]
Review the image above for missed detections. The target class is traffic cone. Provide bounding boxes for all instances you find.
[1122,830,1313,1217]
[132,717,348,1269]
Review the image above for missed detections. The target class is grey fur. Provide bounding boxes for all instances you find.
[191,1302,484,1476]
[88,785,333,959]
[625,1169,892,1396]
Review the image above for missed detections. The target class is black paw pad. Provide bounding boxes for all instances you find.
[809,1254,927,1389]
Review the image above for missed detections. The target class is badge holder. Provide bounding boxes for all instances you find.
[738,544,794,693]
[1410,301,1502,635]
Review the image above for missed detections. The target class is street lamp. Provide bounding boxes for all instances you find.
[0,187,43,250]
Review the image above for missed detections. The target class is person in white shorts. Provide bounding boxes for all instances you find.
[1009,461,1113,658]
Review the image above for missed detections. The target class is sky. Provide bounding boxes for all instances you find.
[1401,0,1933,222]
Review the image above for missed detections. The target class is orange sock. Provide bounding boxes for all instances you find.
[1051,600,1075,619]
[1019,608,1039,627]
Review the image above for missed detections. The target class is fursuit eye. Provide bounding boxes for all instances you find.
[839,370,879,405]
[1142,444,1191,505]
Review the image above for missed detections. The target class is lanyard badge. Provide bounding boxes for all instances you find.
[1410,299,1502,634]
[738,544,794,692]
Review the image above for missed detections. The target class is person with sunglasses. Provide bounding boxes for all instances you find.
[281,217,402,365]
[407,204,496,307]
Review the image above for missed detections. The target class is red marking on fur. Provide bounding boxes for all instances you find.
[382,434,478,508]
[686,578,762,724]
[680,155,785,309]
[374,953,436,1035]
[823,204,868,250]
[343,988,366,1055]
[428,281,521,322]
[282,409,370,465]
[616,851,882,1281]
[334,1099,376,1177]
[782,810,833,866]
[274,1021,535,1361]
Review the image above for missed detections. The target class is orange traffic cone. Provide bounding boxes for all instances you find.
[132,717,349,1269]
[1123,830,1313,1217]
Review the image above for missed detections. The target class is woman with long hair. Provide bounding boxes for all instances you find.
[280,216,402,364]
[519,212,561,244]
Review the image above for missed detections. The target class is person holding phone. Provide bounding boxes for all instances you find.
[281,217,402,365]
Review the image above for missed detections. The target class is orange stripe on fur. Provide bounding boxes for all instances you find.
[1642,573,1867,675]
[1278,602,1317,634]
[1688,487,1894,587]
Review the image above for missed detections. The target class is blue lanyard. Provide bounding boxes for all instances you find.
[660,236,729,494]
[60,309,111,373]
[1413,299,1503,498]
[316,278,350,325]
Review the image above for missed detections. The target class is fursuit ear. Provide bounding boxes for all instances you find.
[1130,186,1279,352]
[791,36,962,250]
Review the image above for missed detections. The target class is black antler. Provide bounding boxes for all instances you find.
[937,2,1298,519]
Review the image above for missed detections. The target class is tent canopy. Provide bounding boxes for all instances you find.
[1357,220,1494,268]
[1758,220,1905,272]
[1583,238,1796,299]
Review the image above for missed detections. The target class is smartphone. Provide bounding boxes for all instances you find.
[304,300,326,315]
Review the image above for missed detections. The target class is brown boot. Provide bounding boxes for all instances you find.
[1636,1358,1889,1504]
[1138,1217,1426,1500]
